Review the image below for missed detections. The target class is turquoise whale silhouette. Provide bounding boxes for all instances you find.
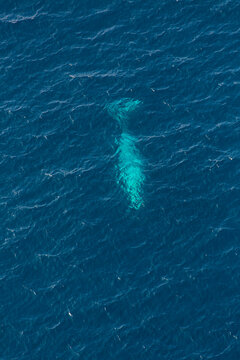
[106,98,145,209]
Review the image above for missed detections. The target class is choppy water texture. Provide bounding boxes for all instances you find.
[1,0,240,359]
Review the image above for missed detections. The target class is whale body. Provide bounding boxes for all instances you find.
[106,98,145,209]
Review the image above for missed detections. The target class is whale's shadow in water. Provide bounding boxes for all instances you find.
[106,98,145,210]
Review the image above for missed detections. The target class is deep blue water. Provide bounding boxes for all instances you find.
[1,0,240,359]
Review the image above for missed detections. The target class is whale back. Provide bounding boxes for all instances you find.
[117,132,145,209]
[106,98,144,209]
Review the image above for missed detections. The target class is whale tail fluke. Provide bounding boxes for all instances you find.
[106,98,142,125]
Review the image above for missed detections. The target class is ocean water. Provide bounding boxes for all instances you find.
[1,0,240,359]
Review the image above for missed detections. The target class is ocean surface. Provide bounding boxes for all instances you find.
[1,0,240,359]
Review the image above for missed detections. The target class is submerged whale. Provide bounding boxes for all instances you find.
[106,98,145,209]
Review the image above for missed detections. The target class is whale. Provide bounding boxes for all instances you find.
[106,98,145,209]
